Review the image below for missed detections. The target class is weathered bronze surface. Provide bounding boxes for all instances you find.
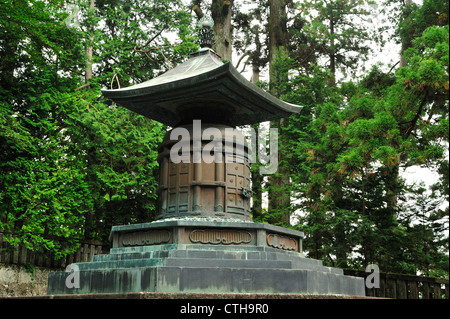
[157,123,251,221]
[101,49,302,127]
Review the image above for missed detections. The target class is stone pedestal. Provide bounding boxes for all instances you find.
[109,218,302,252]
[47,219,365,296]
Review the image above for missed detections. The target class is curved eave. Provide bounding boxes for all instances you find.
[101,62,302,127]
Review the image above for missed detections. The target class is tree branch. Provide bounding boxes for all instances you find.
[191,0,204,19]
[143,28,165,48]
[49,0,64,9]
[75,83,91,91]
[235,51,249,70]
[133,46,155,61]
[388,60,400,74]
[404,93,428,138]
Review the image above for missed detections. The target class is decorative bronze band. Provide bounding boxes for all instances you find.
[267,233,298,251]
[121,230,171,246]
[189,229,252,245]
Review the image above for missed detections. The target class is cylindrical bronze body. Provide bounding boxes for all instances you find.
[157,123,251,221]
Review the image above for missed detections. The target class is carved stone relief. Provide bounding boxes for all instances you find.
[266,233,298,251]
[121,230,171,246]
[189,229,252,245]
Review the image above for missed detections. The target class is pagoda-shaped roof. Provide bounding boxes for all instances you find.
[101,48,302,127]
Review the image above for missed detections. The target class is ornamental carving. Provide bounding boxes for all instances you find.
[267,233,298,251]
[189,229,252,245]
[121,230,171,246]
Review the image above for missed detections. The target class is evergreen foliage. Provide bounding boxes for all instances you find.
[1,0,196,255]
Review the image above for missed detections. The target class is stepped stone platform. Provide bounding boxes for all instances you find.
[39,292,377,299]
[47,219,365,296]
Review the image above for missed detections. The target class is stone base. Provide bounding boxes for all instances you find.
[108,218,304,252]
[47,220,365,296]
[39,292,378,299]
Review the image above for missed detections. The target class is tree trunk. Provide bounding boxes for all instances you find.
[0,33,18,91]
[251,64,260,83]
[399,0,413,67]
[267,125,291,225]
[267,0,291,225]
[329,16,336,85]
[361,168,369,267]
[191,0,204,19]
[268,0,288,76]
[211,0,233,61]
[391,0,413,214]
[85,0,95,84]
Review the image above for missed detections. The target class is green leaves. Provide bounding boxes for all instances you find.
[0,0,195,257]
[60,90,166,240]
[286,2,448,274]
[90,0,197,88]
[401,25,449,95]
[295,0,376,79]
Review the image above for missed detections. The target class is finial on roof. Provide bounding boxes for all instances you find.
[198,16,214,49]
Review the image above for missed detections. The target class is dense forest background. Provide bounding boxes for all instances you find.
[0,0,448,278]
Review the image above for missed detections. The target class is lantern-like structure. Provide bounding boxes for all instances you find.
[47,20,365,297]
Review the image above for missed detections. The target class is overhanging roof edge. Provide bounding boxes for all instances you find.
[100,59,303,126]
[101,62,303,115]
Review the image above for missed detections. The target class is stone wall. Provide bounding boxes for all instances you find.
[0,263,52,297]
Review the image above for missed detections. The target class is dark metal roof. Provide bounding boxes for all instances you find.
[101,48,302,127]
